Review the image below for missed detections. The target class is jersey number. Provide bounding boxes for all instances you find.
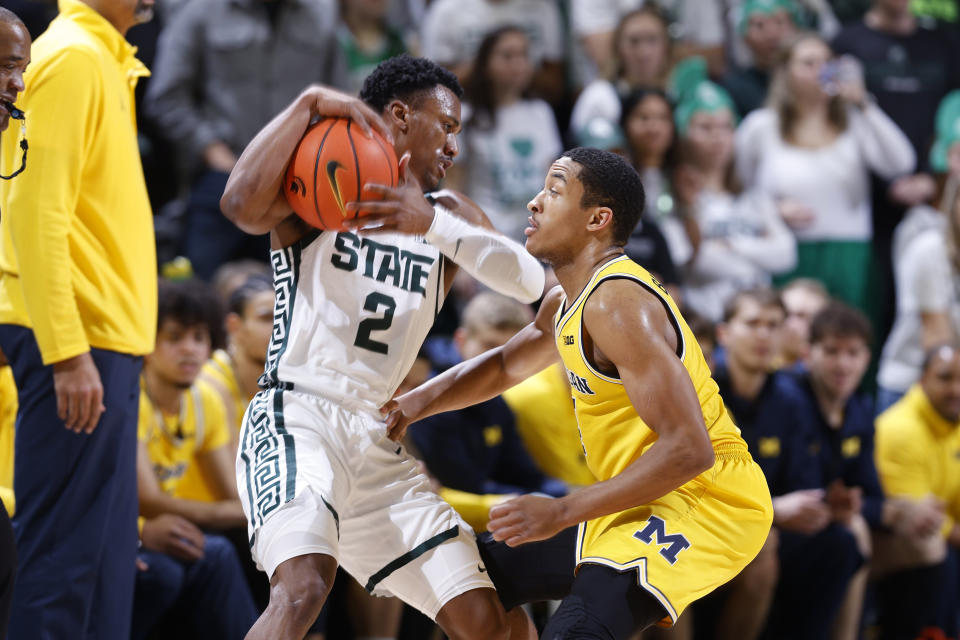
[354,292,396,354]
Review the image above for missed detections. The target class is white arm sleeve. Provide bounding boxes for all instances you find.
[425,205,545,304]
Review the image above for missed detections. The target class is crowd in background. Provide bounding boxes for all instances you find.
[3,0,960,638]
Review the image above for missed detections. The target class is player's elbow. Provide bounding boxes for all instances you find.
[672,435,715,480]
[220,188,270,235]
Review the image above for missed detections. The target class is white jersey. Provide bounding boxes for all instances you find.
[260,225,446,412]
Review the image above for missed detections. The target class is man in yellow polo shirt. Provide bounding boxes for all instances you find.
[0,1,156,638]
[874,344,960,640]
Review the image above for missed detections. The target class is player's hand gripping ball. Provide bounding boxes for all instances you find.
[284,117,398,231]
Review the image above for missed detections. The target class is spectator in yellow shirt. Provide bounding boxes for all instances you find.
[0,1,157,637]
[874,343,960,640]
[134,278,256,640]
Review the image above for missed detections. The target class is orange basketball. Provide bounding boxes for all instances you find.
[284,118,398,231]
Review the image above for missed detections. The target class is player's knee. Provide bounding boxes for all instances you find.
[437,589,510,640]
[541,595,610,640]
[269,558,335,624]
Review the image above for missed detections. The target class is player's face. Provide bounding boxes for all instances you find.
[617,12,668,85]
[402,85,461,191]
[722,300,784,373]
[148,319,212,389]
[921,347,960,422]
[233,289,275,366]
[525,157,591,264]
[808,334,870,401]
[624,94,673,162]
[684,110,734,172]
[0,22,29,134]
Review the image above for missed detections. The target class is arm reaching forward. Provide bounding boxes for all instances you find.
[383,287,564,440]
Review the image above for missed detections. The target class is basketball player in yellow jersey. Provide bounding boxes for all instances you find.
[383,147,773,638]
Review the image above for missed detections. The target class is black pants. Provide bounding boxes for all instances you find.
[0,501,13,640]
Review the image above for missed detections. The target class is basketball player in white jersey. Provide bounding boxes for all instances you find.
[220,55,544,640]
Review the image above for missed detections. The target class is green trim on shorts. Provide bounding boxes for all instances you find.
[364,525,460,592]
[320,494,340,538]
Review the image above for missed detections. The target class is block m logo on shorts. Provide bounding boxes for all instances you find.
[634,516,691,565]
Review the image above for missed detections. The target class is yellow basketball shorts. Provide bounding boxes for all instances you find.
[575,446,773,626]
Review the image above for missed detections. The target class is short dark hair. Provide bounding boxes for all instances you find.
[561,147,645,246]
[921,343,960,374]
[809,301,872,347]
[723,287,786,323]
[359,54,464,113]
[157,279,225,350]
[228,274,273,317]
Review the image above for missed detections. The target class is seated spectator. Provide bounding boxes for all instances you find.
[672,75,796,321]
[714,288,850,640]
[874,343,960,640]
[201,274,275,445]
[144,0,345,279]
[420,0,565,102]
[780,301,883,640]
[620,87,697,277]
[721,0,798,117]
[336,0,411,96]
[735,33,915,315]
[409,292,566,499]
[778,277,829,370]
[570,7,673,141]
[878,161,960,413]
[448,26,562,242]
[134,279,257,640]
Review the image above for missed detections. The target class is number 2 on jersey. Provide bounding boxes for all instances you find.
[354,292,396,354]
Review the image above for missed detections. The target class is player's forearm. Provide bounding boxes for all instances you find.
[553,436,714,528]
[406,348,522,421]
[220,92,313,234]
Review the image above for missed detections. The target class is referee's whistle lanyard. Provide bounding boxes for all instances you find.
[0,101,26,181]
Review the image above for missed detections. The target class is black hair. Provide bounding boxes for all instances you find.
[228,274,274,317]
[809,301,872,347]
[921,343,960,374]
[157,279,225,350]
[464,25,529,131]
[722,287,786,323]
[359,54,464,113]
[561,147,645,246]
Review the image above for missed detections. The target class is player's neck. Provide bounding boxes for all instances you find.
[228,344,264,400]
[553,246,624,302]
[143,368,183,415]
[726,358,767,402]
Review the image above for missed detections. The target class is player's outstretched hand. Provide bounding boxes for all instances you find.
[302,85,393,144]
[381,389,423,441]
[344,153,436,236]
[488,494,568,547]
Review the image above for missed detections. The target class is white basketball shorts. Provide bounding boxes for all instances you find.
[236,387,494,619]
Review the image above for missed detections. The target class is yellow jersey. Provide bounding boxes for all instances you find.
[137,379,230,502]
[554,255,771,626]
[554,255,746,482]
[503,363,596,487]
[876,384,960,537]
[0,366,16,514]
[201,349,249,435]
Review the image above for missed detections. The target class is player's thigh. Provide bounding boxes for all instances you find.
[476,526,579,610]
[435,587,509,640]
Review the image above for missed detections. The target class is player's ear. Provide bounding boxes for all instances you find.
[585,206,615,234]
[387,99,409,133]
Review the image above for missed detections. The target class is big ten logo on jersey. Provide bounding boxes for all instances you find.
[330,231,436,297]
[566,368,595,395]
[650,273,667,294]
[634,516,691,565]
